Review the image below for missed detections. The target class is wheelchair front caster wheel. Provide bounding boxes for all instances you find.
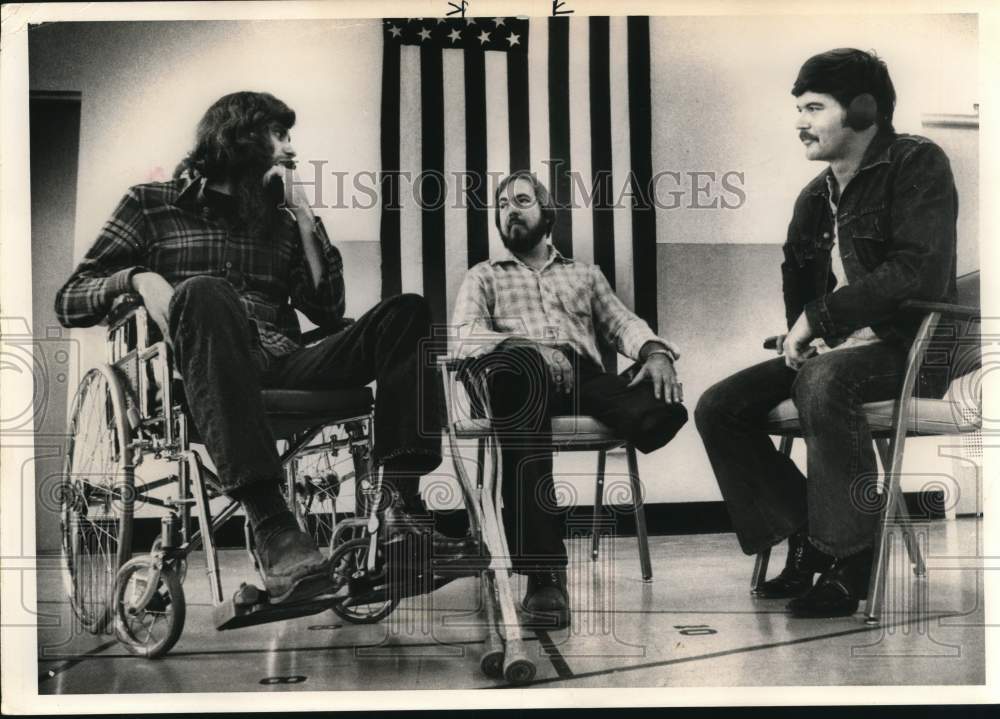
[480,649,504,678]
[113,556,185,658]
[503,657,536,685]
[329,537,398,624]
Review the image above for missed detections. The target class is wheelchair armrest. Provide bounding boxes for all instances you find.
[899,299,980,321]
[106,292,145,326]
[301,317,355,345]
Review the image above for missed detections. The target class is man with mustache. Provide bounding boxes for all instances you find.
[451,171,689,627]
[56,91,463,605]
[695,49,958,617]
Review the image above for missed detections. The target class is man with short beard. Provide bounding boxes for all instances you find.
[56,91,463,605]
[451,171,688,627]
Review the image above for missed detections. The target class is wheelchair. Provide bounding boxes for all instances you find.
[58,293,516,675]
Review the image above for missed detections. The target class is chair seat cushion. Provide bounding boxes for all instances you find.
[766,397,981,436]
[262,387,374,418]
[262,388,374,440]
[453,415,625,449]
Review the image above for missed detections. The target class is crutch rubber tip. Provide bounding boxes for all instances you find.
[503,657,536,685]
[480,650,504,678]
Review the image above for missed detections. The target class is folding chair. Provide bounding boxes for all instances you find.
[750,270,982,624]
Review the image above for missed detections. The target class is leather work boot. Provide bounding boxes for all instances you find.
[254,525,337,604]
[522,569,570,629]
[787,547,875,618]
[757,530,834,599]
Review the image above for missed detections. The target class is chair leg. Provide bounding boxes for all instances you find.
[592,450,607,562]
[626,445,652,581]
[874,438,925,576]
[752,436,794,594]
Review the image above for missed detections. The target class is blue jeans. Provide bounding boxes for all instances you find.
[168,276,441,495]
[694,342,925,558]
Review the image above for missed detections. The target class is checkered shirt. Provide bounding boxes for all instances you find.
[451,245,666,365]
[54,177,345,357]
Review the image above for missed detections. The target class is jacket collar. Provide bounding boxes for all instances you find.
[805,129,898,198]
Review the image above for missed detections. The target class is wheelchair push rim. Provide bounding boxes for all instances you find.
[60,365,134,634]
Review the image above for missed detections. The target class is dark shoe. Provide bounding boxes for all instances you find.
[757,530,834,599]
[522,570,570,629]
[385,509,484,562]
[787,547,874,618]
[254,525,336,604]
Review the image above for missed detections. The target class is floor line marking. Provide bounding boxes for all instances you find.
[501,611,963,688]
[535,630,574,679]
[38,639,118,684]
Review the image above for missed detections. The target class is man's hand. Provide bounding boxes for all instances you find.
[264,164,314,221]
[627,354,682,403]
[538,344,574,394]
[783,313,817,370]
[131,272,175,341]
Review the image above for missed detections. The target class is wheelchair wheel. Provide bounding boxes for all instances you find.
[291,471,340,554]
[60,366,134,633]
[329,537,398,624]
[113,556,185,658]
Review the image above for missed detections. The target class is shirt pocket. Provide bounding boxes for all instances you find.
[849,204,888,243]
[556,285,591,318]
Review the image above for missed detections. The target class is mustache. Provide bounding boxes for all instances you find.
[799,131,818,142]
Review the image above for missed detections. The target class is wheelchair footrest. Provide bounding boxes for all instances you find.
[214,582,338,631]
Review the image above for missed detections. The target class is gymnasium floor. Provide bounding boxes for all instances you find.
[35,516,985,693]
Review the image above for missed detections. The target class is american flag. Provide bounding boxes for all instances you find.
[380,16,659,342]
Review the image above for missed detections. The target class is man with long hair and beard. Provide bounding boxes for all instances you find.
[56,91,468,605]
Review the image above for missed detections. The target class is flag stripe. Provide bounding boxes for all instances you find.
[463,44,489,267]
[627,16,658,330]
[527,20,550,182]
[610,17,635,315]
[507,29,531,173]
[568,18,594,267]
[547,17,572,258]
[442,53,468,321]
[419,44,447,322]
[379,37,402,299]
[398,46,423,297]
[484,52,510,260]
[589,16,615,288]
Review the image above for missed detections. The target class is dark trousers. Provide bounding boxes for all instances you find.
[694,342,913,558]
[469,342,688,572]
[168,276,441,495]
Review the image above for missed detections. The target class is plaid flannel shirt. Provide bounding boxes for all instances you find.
[55,177,345,357]
[451,245,669,366]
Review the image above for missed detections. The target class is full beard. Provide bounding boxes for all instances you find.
[232,166,282,238]
[500,221,547,253]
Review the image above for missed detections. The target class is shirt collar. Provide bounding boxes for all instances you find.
[174,174,208,210]
[490,243,573,271]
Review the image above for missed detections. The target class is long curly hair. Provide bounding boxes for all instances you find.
[175,91,295,180]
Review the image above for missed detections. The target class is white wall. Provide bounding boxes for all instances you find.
[650,13,978,248]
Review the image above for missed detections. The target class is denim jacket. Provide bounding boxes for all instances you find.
[782,131,958,352]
